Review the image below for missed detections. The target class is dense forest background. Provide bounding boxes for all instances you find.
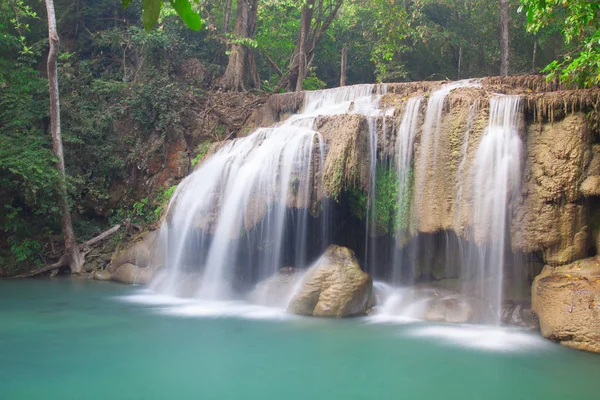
[0,0,596,274]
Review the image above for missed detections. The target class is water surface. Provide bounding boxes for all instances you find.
[1,279,598,399]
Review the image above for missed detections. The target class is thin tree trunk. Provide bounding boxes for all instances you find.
[340,46,347,86]
[224,0,233,33]
[532,35,537,73]
[499,0,510,76]
[296,1,314,91]
[457,46,462,79]
[45,0,83,274]
[248,49,261,90]
[276,0,341,92]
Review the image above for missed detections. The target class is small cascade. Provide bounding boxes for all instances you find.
[468,95,523,324]
[360,86,389,272]
[453,102,479,229]
[391,97,422,284]
[415,80,480,217]
[154,84,388,300]
[364,117,378,270]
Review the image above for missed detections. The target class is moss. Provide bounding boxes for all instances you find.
[374,165,400,234]
[330,158,345,201]
[348,186,367,220]
[395,167,414,233]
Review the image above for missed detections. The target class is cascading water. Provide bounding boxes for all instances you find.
[376,86,524,325]
[361,86,388,271]
[391,97,422,284]
[153,84,388,302]
[468,95,523,324]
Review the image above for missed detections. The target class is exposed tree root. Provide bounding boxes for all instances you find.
[12,224,121,279]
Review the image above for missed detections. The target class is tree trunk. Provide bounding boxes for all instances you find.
[224,0,233,33]
[340,46,347,86]
[248,49,261,90]
[532,35,537,73]
[295,0,315,91]
[45,0,83,275]
[218,0,258,91]
[499,0,510,76]
[457,46,462,79]
[277,0,344,92]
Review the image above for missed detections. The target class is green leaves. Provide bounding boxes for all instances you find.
[142,0,162,31]
[170,0,202,31]
[520,0,600,87]
[123,0,202,31]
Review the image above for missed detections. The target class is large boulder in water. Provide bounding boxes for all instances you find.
[532,257,600,353]
[287,245,372,318]
[111,263,154,285]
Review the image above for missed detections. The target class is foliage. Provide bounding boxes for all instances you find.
[348,186,367,220]
[374,165,400,234]
[520,0,600,87]
[396,167,414,232]
[192,141,213,167]
[347,164,400,235]
[126,0,202,31]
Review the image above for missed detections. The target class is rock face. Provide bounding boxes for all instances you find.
[111,263,154,285]
[512,114,593,265]
[288,245,372,317]
[532,257,600,353]
[108,230,159,274]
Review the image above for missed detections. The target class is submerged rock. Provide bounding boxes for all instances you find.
[501,302,539,329]
[423,297,474,324]
[111,263,154,285]
[532,257,600,353]
[92,269,111,281]
[248,268,300,308]
[288,245,372,318]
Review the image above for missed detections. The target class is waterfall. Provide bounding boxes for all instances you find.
[150,80,524,326]
[378,89,523,325]
[468,95,523,324]
[153,84,387,300]
[391,97,422,284]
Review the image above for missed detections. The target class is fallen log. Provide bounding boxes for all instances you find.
[13,224,121,279]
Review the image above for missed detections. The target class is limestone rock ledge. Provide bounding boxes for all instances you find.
[107,230,160,285]
[288,245,372,318]
[532,257,600,353]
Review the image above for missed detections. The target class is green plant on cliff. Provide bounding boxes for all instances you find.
[348,186,367,220]
[192,141,213,167]
[374,165,400,234]
[347,165,400,235]
[520,0,600,87]
[396,167,415,233]
[153,185,177,220]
